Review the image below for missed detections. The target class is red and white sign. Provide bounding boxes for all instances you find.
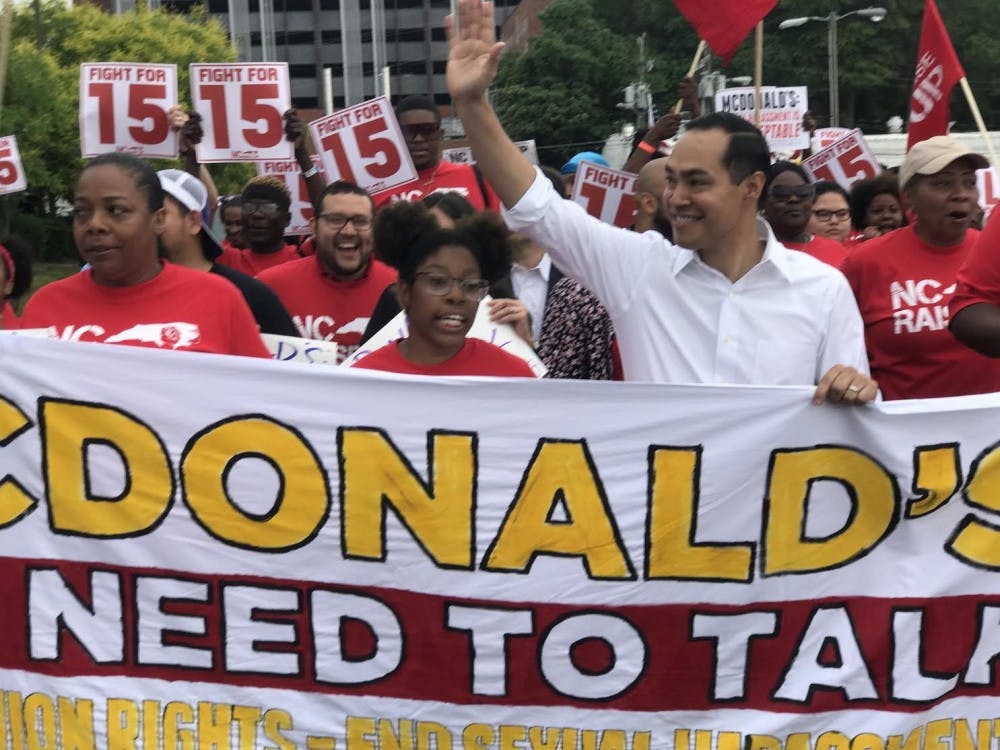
[812,127,853,151]
[79,63,178,159]
[976,167,999,212]
[189,63,293,163]
[0,135,27,196]
[308,97,416,194]
[570,160,637,228]
[258,157,324,235]
[714,86,810,152]
[443,140,539,166]
[802,130,881,190]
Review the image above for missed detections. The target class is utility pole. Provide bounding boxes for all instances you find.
[618,33,655,129]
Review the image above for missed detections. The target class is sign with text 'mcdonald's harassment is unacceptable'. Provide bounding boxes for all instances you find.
[1,334,1000,749]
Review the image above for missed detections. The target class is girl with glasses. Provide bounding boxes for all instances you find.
[352,201,535,377]
[808,181,853,245]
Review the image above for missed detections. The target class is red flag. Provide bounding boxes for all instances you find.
[907,0,965,149]
[672,0,777,65]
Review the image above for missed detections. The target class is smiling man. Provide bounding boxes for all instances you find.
[442,0,875,403]
[256,181,397,361]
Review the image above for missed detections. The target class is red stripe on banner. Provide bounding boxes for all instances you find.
[2,556,999,713]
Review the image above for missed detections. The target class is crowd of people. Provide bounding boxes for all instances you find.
[3,0,1000,405]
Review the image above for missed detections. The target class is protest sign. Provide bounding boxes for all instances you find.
[570,160,637,228]
[0,135,28,195]
[257,157,323,235]
[442,140,538,166]
[3,336,1000,744]
[977,167,999,213]
[309,97,417,194]
[340,296,548,377]
[714,86,810,152]
[813,127,854,151]
[79,63,178,159]
[190,63,293,162]
[802,129,882,190]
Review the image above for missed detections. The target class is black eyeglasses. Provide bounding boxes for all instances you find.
[317,213,373,230]
[768,184,815,202]
[242,200,282,217]
[401,123,442,142]
[813,209,850,222]
[414,272,489,300]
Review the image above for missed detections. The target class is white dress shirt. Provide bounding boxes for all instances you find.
[503,169,869,385]
[510,253,551,343]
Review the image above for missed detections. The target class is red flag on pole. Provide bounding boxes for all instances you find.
[671,0,777,65]
[907,0,965,149]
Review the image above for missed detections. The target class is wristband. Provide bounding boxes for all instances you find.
[302,164,320,179]
[637,140,657,154]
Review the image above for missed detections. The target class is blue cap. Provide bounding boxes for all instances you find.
[560,151,609,175]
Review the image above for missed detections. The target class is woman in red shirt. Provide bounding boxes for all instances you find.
[352,201,534,378]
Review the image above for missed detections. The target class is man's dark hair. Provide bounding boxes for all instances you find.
[685,112,770,185]
[314,180,374,215]
[395,95,441,126]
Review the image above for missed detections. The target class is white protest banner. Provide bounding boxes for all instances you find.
[570,160,637,228]
[802,129,882,190]
[0,135,28,195]
[79,63,178,158]
[443,140,538,166]
[341,296,547,377]
[189,63,293,162]
[309,96,416,194]
[5,335,1000,745]
[977,167,999,212]
[258,157,323,235]
[714,86,810,152]
[813,126,853,151]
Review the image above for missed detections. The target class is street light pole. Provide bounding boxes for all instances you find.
[778,7,886,128]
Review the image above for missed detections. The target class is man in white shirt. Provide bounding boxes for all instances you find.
[445,0,876,403]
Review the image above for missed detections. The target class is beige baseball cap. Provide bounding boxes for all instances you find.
[899,136,989,190]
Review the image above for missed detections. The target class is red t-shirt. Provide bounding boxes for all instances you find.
[952,210,1000,315]
[19,262,270,358]
[1,300,19,330]
[217,244,301,276]
[783,235,849,269]
[841,224,1000,400]
[257,255,397,362]
[352,338,535,377]
[373,161,500,210]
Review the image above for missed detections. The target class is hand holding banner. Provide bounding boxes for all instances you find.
[79,63,178,158]
[570,161,637,228]
[190,63,293,162]
[0,136,27,196]
[308,97,417,194]
[802,130,881,190]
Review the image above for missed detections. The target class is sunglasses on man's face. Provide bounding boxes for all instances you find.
[400,123,442,141]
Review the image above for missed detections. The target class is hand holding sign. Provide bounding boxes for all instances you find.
[80,63,178,158]
[570,161,637,228]
[308,97,417,194]
[0,136,27,196]
[190,63,293,162]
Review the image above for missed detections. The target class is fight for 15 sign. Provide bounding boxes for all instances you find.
[79,63,179,159]
[0,136,27,196]
[190,63,293,163]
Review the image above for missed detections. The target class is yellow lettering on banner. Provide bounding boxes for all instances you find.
[632,732,650,750]
[499,724,526,750]
[24,693,56,750]
[7,691,25,750]
[907,444,961,517]
[785,734,813,750]
[599,730,627,750]
[692,729,714,750]
[528,727,560,750]
[57,696,96,750]
[924,720,953,750]
[851,732,886,750]
[886,727,923,750]
[716,732,741,750]
[379,718,414,750]
[462,724,495,750]
[674,729,690,750]
[42,400,173,537]
[347,716,377,750]
[182,417,329,551]
[263,708,295,750]
[764,447,897,575]
[0,396,37,527]
[142,700,160,750]
[581,729,599,750]
[816,732,850,750]
[646,447,753,581]
[233,705,263,750]
[484,439,634,579]
[949,443,1000,567]
[417,721,452,750]
[340,429,475,568]
[198,701,233,748]
[746,735,782,750]
[106,698,139,750]
[952,719,991,750]
[163,701,195,750]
